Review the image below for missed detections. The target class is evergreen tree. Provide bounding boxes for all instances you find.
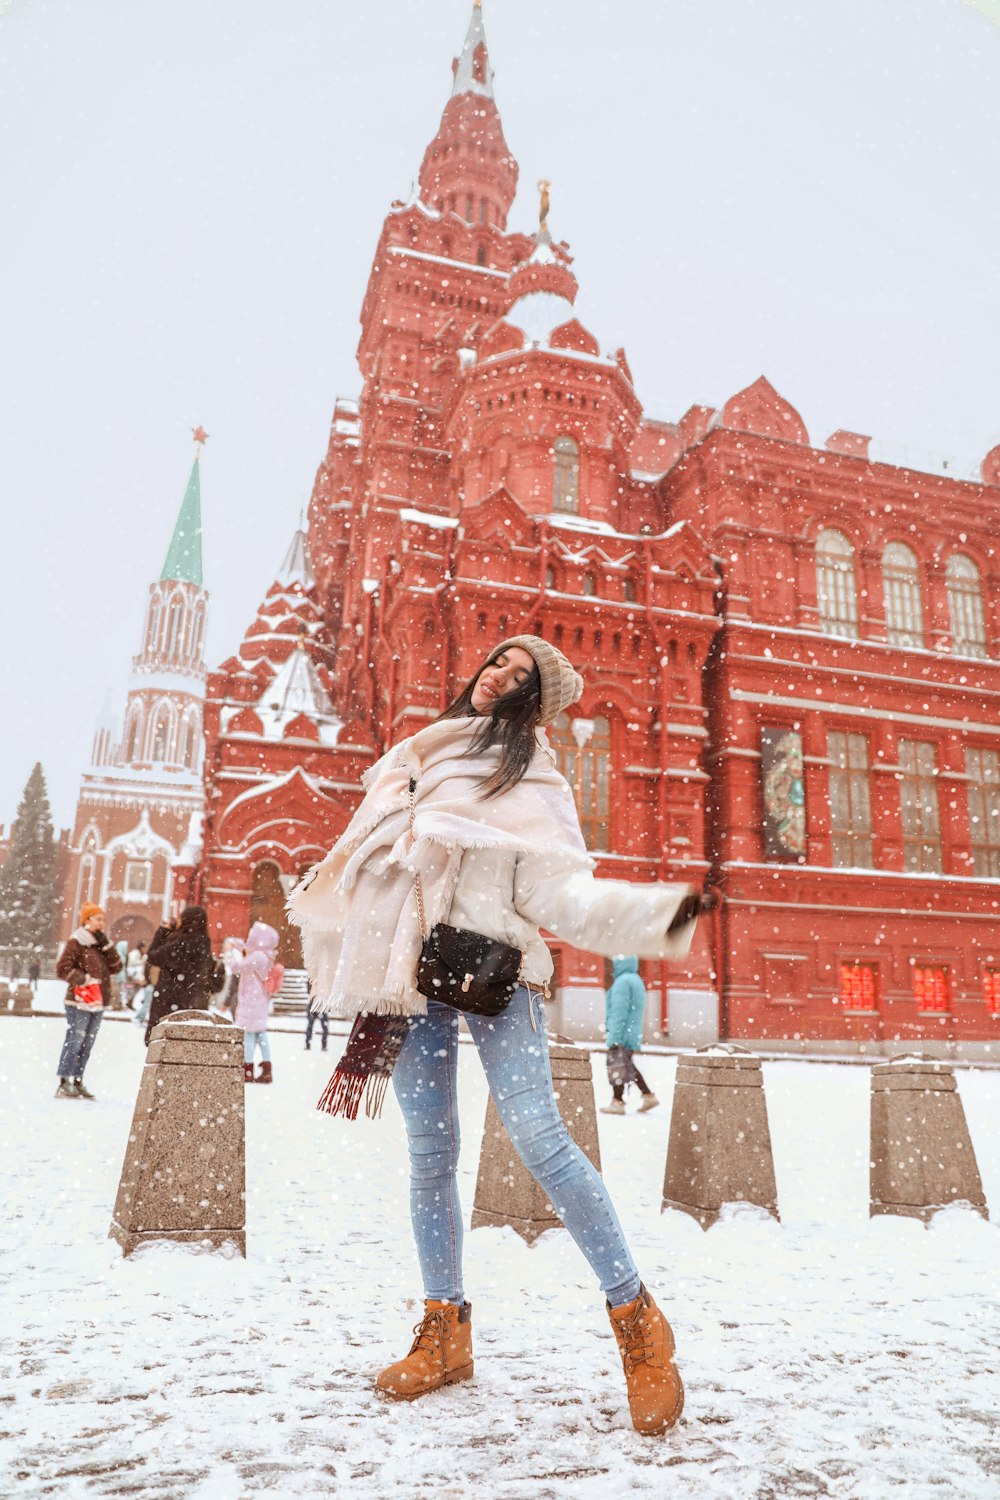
[0,762,60,958]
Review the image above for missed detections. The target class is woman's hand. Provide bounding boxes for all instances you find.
[666,887,720,936]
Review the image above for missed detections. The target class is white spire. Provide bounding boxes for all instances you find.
[275,526,316,590]
[255,641,341,743]
[451,1,494,100]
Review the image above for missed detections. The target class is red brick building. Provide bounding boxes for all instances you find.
[195,3,1000,1048]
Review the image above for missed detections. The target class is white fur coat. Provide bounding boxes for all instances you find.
[288,716,696,1020]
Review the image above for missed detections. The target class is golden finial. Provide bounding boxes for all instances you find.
[537,179,551,235]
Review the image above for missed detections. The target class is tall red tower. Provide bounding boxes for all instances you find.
[65,436,209,944]
[200,4,719,1038]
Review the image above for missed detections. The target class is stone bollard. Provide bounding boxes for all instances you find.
[110,1010,246,1256]
[0,979,10,1013]
[662,1045,780,1228]
[11,983,34,1016]
[870,1055,988,1223]
[472,1036,601,1244]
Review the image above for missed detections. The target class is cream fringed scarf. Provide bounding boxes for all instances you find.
[287,716,590,1024]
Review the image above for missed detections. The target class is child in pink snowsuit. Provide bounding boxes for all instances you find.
[228,922,282,1084]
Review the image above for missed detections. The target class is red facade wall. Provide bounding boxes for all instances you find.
[195,7,1000,1045]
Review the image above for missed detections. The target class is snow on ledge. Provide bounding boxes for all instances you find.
[400,507,459,530]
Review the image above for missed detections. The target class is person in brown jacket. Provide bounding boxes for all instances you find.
[54,903,122,1100]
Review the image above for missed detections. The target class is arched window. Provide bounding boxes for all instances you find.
[76,854,96,913]
[123,708,143,763]
[815,529,859,638]
[150,705,171,763]
[192,601,206,659]
[582,572,597,597]
[251,860,302,969]
[164,594,185,658]
[177,710,200,771]
[146,597,161,655]
[946,553,987,659]
[545,564,556,589]
[548,713,611,851]
[883,542,924,648]
[552,435,580,513]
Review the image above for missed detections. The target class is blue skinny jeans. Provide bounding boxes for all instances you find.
[243,1030,271,1064]
[392,988,641,1309]
[57,1004,103,1080]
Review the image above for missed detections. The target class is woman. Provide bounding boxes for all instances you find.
[226,922,282,1084]
[601,956,659,1115]
[144,906,214,1045]
[291,636,705,1436]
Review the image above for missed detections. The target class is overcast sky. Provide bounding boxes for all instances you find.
[1,0,999,832]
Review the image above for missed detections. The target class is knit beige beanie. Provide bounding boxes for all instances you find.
[490,635,584,726]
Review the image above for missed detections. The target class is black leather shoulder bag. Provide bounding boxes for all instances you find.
[408,777,521,1017]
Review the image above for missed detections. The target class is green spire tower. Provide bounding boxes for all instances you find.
[161,448,204,587]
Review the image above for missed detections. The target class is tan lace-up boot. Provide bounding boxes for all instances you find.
[375,1300,473,1401]
[607,1285,684,1434]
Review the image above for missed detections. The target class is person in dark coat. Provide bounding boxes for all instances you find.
[27,958,41,991]
[144,905,214,1045]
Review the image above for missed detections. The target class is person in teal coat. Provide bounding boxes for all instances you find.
[601,957,658,1115]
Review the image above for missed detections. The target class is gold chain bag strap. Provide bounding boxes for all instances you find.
[408,776,522,1017]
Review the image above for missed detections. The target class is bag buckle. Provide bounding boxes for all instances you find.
[461,974,474,993]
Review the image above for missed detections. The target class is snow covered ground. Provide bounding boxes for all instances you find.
[1,1015,998,1499]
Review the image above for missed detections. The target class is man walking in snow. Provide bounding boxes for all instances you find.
[53,903,121,1099]
[600,957,659,1115]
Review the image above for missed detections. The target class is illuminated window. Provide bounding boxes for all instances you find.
[913,964,950,1013]
[816,529,858,638]
[828,731,873,868]
[549,713,611,851]
[966,747,1000,877]
[899,739,941,873]
[946,554,987,659]
[839,962,879,1012]
[882,542,924,648]
[984,969,1000,1015]
[552,435,579,513]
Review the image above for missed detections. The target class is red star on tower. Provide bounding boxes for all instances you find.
[192,425,209,447]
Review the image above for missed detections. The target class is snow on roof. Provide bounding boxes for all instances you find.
[451,2,494,100]
[504,290,577,344]
[255,645,342,745]
[275,528,317,590]
[400,507,459,530]
[387,244,507,279]
[543,512,617,536]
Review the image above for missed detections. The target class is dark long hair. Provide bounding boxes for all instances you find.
[438,651,542,797]
[178,905,209,938]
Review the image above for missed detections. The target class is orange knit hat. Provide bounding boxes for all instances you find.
[80,903,105,925]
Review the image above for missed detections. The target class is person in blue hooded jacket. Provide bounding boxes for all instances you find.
[601,956,658,1115]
